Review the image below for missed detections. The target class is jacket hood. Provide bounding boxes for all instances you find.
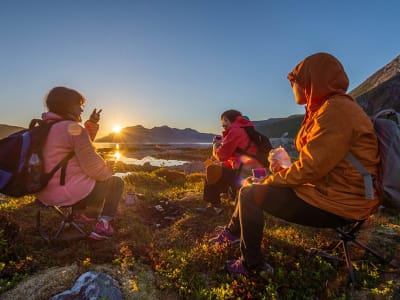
[41,111,64,122]
[288,52,349,111]
[222,115,254,137]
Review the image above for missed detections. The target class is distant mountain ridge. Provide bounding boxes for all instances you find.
[96,125,215,143]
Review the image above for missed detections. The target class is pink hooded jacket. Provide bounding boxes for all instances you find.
[35,112,112,206]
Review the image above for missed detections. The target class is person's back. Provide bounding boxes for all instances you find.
[37,113,111,206]
[293,94,379,219]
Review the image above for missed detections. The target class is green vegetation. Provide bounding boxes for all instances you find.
[1,163,399,299]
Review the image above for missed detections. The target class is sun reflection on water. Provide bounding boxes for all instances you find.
[114,151,121,160]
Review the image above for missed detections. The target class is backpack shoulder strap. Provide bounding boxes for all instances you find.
[41,151,75,186]
[345,152,374,200]
[372,109,400,124]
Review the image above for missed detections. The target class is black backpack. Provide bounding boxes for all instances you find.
[0,119,74,198]
[236,126,273,167]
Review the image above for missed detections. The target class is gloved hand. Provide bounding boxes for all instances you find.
[89,108,102,124]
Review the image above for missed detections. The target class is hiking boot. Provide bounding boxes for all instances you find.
[89,219,114,240]
[209,228,240,245]
[73,213,96,224]
[227,259,274,278]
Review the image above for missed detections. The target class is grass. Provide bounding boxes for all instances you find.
[1,161,400,299]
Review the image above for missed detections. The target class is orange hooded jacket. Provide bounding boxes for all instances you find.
[264,53,380,220]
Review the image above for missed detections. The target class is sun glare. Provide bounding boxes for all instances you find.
[114,151,121,160]
[112,125,122,133]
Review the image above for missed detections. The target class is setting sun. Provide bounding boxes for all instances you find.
[112,125,122,133]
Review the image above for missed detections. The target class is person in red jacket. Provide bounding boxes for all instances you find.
[36,86,124,240]
[198,109,264,215]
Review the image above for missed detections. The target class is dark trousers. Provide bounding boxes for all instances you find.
[203,165,238,206]
[227,185,352,267]
[74,175,124,220]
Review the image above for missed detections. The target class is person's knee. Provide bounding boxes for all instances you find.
[239,185,264,208]
[206,164,223,184]
[238,186,254,207]
[109,176,124,193]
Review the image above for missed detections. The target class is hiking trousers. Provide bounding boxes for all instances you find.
[73,175,124,220]
[203,165,237,206]
[227,185,352,267]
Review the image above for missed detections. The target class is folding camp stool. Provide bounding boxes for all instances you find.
[35,199,88,241]
[312,219,388,283]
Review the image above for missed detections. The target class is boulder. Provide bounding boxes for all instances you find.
[51,271,123,300]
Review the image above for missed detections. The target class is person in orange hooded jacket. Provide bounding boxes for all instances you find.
[199,109,264,215]
[211,53,380,277]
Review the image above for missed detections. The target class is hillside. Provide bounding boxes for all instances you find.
[253,115,303,138]
[0,124,25,139]
[1,165,399,299]
[350,55,400,99]
[354,71,400,116]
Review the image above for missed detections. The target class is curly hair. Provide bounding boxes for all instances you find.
[45,86,86,118]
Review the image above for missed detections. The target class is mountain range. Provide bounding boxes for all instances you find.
[96,125,214,144]
[1,55,399,141]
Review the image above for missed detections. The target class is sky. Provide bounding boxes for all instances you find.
[0,0,399,137]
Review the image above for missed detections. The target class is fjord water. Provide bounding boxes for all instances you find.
[95,142,210,167]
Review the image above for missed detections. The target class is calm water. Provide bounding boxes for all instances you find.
[95,142,209,166]
[94,142,211,149]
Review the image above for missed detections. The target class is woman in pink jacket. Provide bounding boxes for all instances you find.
[36,86,124,240]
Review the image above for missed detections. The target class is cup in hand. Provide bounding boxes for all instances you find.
[252,168,267,179]
[268,146,292,173]
[213,135,222,143]
[126,191,135,206]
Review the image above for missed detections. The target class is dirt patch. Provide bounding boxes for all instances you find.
[131,196,185,229]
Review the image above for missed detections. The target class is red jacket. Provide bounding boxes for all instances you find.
[214,116,261,169]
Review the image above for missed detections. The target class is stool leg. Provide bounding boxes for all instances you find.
[70,221,88,236]
[342,241,356,283]
[54,220,67,239]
